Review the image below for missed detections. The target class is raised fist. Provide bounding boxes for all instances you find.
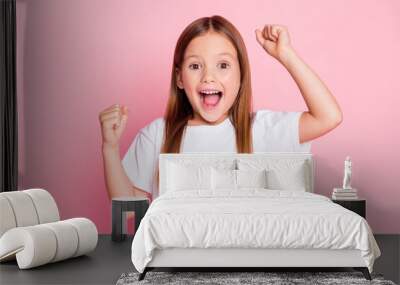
[98,104,129,148]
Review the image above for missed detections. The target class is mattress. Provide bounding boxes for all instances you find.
[131,189,381,273]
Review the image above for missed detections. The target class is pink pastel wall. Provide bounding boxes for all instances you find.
[16,0,400,234]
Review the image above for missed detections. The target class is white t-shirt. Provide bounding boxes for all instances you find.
[121,109,311,198]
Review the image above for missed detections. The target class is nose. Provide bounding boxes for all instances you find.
[201,66,215,83]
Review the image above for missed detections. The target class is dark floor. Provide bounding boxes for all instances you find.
[0,234,399,285]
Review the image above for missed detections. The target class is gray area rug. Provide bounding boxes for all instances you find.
[116,271,397,285]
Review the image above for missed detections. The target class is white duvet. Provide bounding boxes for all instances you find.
[131,189,381,273]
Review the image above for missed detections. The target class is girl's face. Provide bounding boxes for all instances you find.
[176,32,241,125]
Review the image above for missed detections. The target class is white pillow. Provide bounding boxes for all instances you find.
[211,168,268,190]
[236,169,268,188]
[266,167,307,191]
[237,159,308,191]
[211,168,236,190]
[166,162,212,191]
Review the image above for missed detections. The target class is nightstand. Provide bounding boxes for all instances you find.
[111,197,149,242]
[332,198,366,219]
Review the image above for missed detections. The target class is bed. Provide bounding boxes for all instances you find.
[130,152,381,281]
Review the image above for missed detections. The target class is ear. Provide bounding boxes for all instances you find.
[176,68,184,89]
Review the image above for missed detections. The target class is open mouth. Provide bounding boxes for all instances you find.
[198,90,223,109]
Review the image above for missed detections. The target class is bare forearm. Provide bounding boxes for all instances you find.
[280,47,342,124]
[102,144,149,200]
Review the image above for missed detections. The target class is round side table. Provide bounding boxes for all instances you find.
[111,197,149,242]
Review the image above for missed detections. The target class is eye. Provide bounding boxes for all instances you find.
[189,63,201,70]
[219,62,230,69]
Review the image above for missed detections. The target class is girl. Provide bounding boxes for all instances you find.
[99,15,342,203]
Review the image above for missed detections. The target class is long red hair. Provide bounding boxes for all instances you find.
[156,15,254,189]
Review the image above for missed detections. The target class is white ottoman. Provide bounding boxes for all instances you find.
[0,189,98,269]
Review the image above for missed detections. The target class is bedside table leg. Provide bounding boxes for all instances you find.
[133,202,149,236]
[112,202,124,242]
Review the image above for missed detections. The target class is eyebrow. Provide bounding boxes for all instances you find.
[184,52,235,60]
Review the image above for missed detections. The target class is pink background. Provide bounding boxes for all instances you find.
[16,0,400,234]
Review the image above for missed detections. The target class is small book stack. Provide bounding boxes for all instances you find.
[332,188,358,200]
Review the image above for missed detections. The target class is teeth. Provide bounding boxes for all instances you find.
[200,90,221,95]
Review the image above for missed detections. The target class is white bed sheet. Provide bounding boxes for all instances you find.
[131,189,381,273]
